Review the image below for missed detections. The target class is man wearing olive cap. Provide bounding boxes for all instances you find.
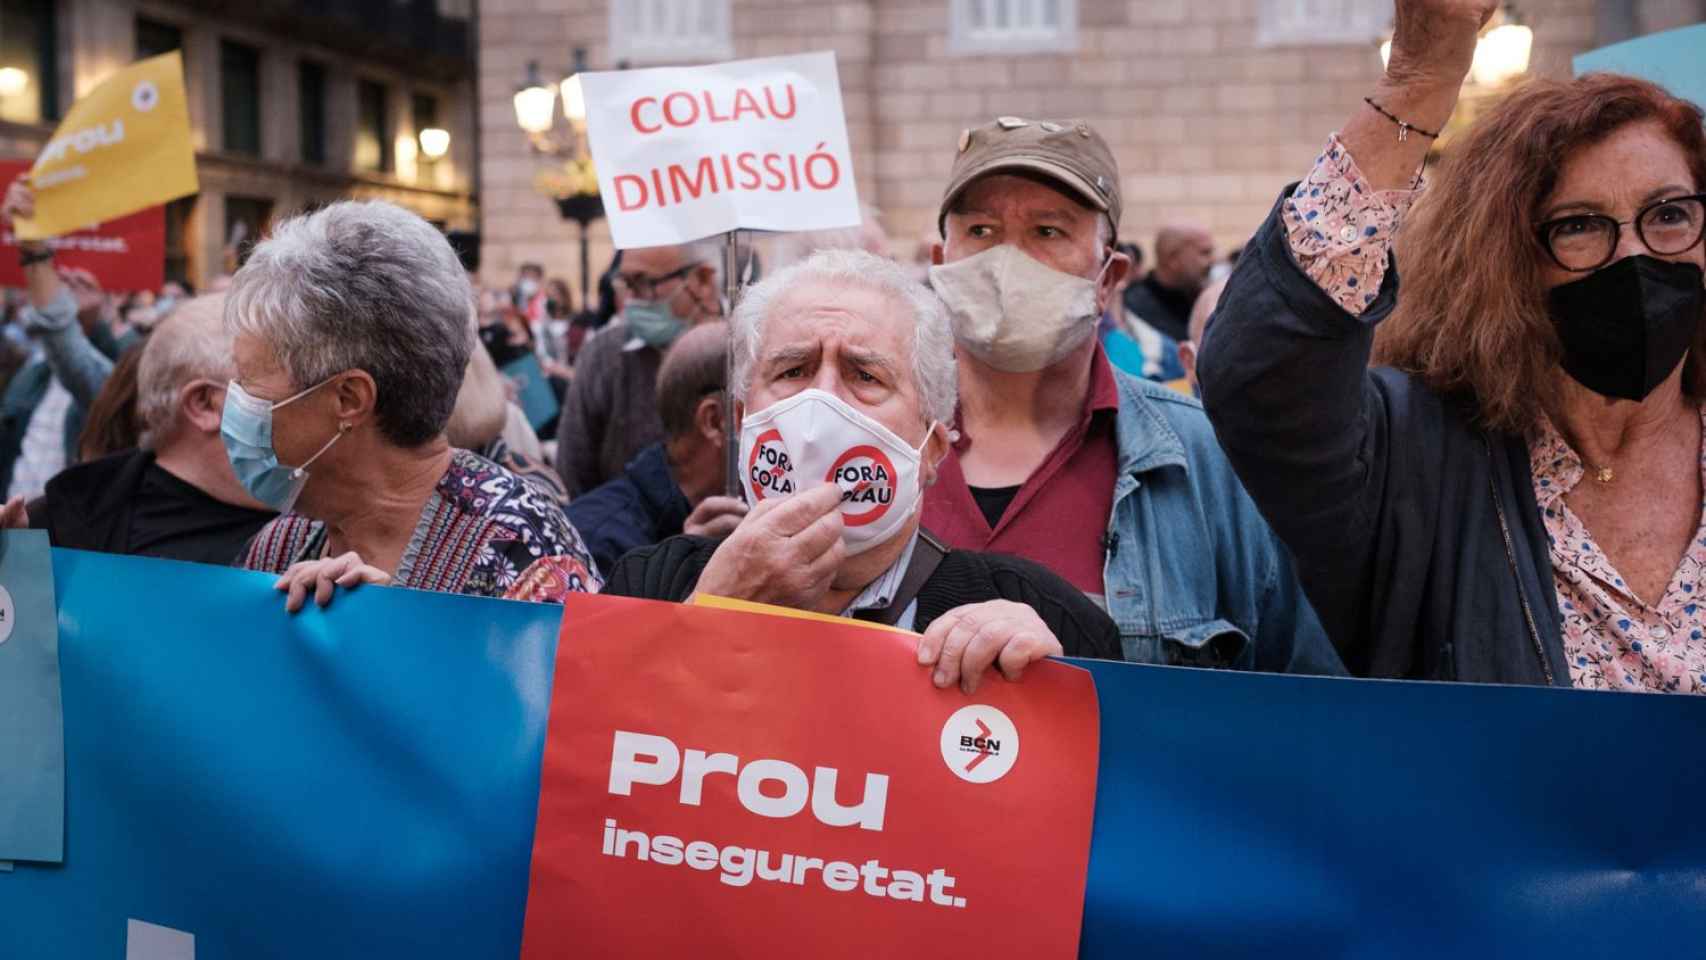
[923,116,1340,676]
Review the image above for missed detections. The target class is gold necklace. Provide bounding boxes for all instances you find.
[1591,464,1615,484]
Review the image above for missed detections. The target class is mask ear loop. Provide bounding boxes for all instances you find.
[289,421,353,479]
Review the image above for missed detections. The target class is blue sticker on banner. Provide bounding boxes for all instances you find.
[0,530,63,864]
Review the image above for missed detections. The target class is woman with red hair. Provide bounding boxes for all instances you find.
[1199,0,1706,691]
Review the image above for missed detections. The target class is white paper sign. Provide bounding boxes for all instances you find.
[580,51,861,249]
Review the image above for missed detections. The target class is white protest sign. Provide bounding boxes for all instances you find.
[579,51,861,249]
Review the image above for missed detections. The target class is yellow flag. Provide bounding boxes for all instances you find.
[14,52,198,240]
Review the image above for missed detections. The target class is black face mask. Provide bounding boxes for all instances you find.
[1547,255,1705,402]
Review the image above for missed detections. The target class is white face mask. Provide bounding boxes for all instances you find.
[929,244,1106,373]
[739,389,934,556]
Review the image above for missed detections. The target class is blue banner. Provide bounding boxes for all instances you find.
[3,549,1705,956]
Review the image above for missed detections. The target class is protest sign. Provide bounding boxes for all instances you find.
[500,353,561,432]
[579,51,862,249]
[1574,24,1706,108]
[522,593,1101,959]
[0,160,165,292]
[13,52,197,241]
[5,549,1706,958]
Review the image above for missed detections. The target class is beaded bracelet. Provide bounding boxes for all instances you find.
[1363,97,1441,143]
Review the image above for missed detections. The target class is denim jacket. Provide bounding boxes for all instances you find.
[1104,369,1343,676]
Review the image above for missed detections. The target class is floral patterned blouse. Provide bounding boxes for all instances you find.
[1283,134,1706,694]
[1530,412,1706,692]
[240,448,602,604]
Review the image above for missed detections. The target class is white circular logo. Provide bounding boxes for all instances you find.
[938,704,1019,784]
[0,584,14,645]
[132,80,159,112]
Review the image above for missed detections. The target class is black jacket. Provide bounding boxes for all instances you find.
[603,533,1125,661]
[28,449,276,566]
[565,442,692,575]
[1196,187,1569,686]
[1122,273,1195,343]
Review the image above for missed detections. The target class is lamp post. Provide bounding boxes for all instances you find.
[513,48,604,313]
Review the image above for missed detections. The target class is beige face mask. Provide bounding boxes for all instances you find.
[928,244,1105,373]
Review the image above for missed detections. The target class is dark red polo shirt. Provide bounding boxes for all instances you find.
[923,345,1120,600]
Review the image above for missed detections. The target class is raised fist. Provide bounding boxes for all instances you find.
[1386,0,1498,89]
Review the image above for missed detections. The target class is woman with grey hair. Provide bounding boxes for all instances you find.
[224,200,600,609]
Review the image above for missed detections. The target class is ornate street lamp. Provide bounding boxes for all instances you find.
[514,49,604,312]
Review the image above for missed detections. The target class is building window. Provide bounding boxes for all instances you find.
[299,61,326,167]
[356,79,392,173]
[947,0,1077,55]
[224,196,273,271]
[1256,0,1393,47]
[164,196,196,286]
[0,0,58,125]
[609,0,732,64]
[221,40,261,156]
[136,17,182,59]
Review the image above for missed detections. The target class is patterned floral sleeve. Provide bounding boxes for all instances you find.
[1280,133,1425,315]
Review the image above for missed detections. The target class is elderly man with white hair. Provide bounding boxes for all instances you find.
[225,200,600,611]
[604,248,1121,694]
[0,294,277,562]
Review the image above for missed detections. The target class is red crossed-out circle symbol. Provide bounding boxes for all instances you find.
[826,444,897,528]
[746,428,794,501]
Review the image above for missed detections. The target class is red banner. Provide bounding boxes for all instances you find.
[522,594,1101,959]
[0,159,166,292]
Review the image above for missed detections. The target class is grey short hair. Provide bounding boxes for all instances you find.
[225,200,475,447]
[730,249,957,427]
[138,293,234,442]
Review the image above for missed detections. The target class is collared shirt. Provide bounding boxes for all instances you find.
[1531,410,1706,693]
[923,343,1121,605]
[839,530,921,630]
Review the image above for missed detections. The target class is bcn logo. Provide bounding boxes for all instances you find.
[607,731,891,831]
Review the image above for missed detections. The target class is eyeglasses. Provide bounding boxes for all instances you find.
[613,262,699,300]
[1536,193,1706,272]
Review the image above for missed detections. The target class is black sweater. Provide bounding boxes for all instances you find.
[603,534,1125,662]
[1196,187,1569,686]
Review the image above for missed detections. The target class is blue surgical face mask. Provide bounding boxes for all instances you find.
[623,298,689,350]
[221,377,348,513]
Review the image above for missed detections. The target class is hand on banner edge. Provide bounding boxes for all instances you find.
[0,494,26,529]
[275,551,392,613]
[916,600,1065,696]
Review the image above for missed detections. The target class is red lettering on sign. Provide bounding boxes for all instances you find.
[613,174,649,212]
[630,97,662,134]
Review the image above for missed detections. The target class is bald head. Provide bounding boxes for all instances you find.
[657,321,730,439]
[1153,224,1215,293]
[139,293,234,438]
[1187,276,1226,347]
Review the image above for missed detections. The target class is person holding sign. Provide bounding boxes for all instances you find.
[1200,0,1706,690]
[603,249,1122,694]
[922,117,1340,676]
[225,200,601,609]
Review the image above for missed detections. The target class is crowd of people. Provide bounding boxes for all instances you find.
[1,0,1703,697]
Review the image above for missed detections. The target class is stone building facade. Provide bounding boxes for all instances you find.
[0,0,479,288]
[483,1,1701,297]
